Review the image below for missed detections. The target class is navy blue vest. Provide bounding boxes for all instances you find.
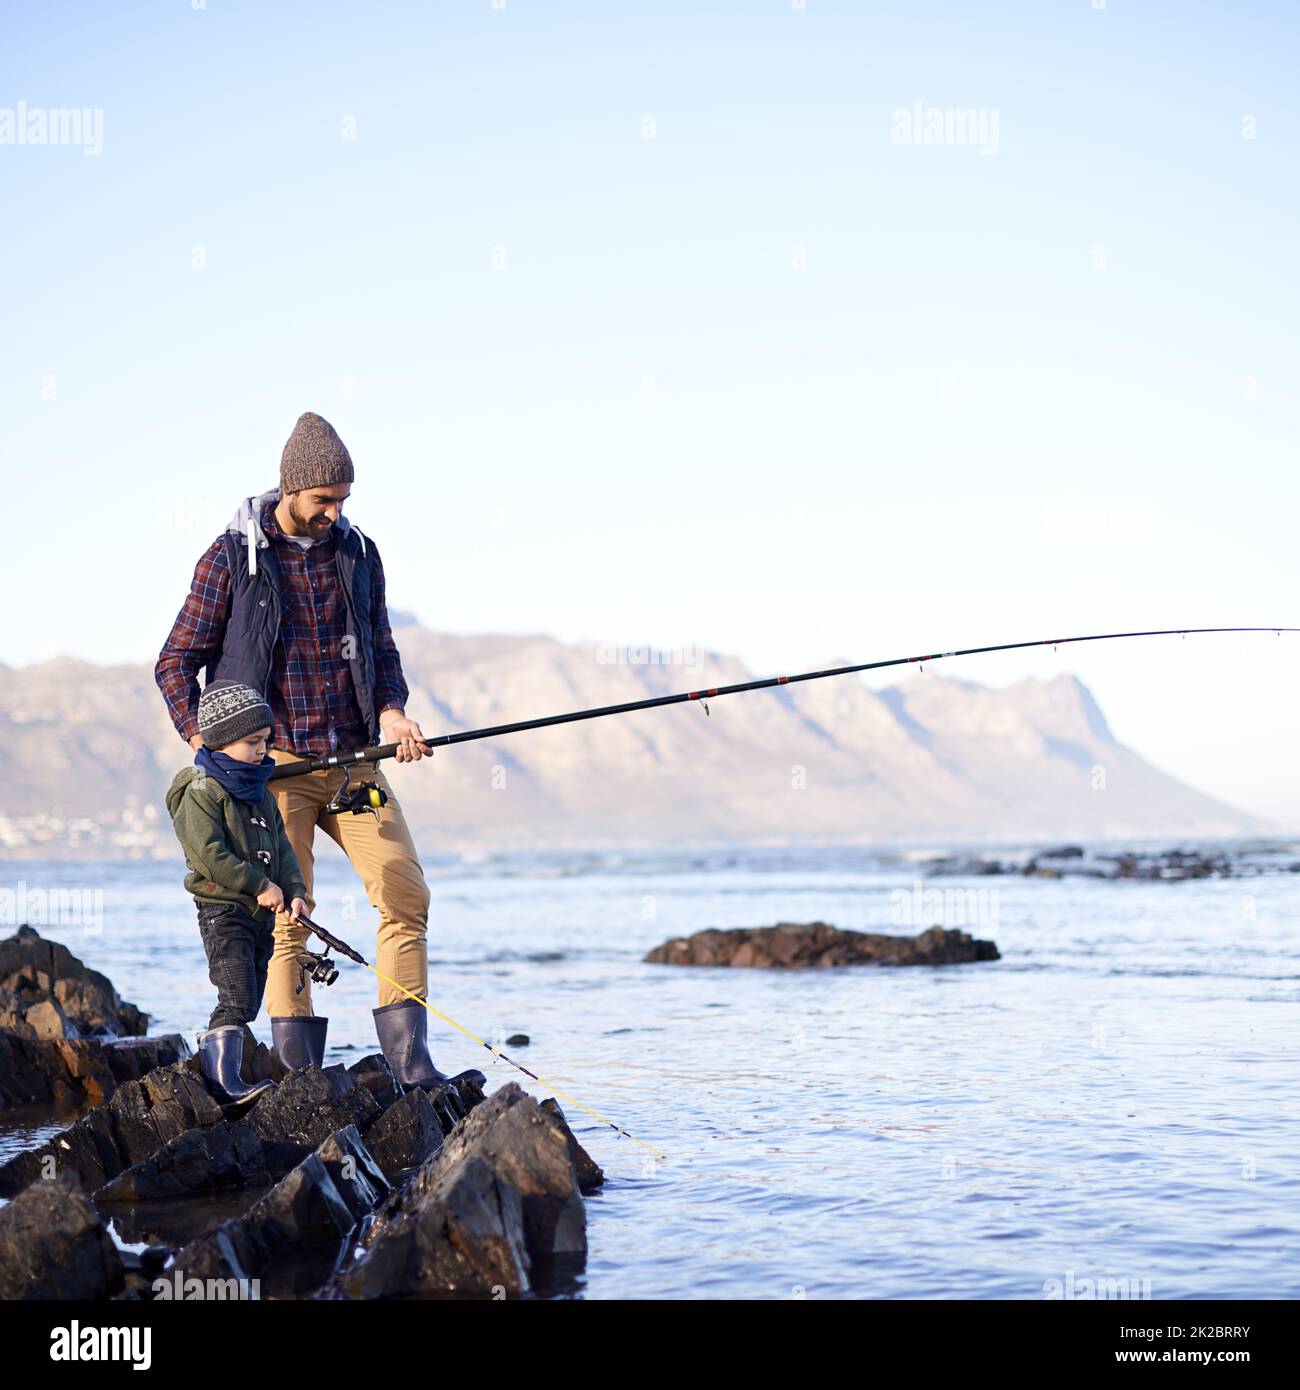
[206,516,380,747]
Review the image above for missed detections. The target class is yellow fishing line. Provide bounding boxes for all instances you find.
[367,962,667,1162]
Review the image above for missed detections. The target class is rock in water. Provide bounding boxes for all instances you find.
[94,1120,272,1202]
[247,1064,381,1149]
[0,926,187,1110]
[315,1125,392,1222]
[362,1086,444,1180]
[169,1125,395,1292]
[644,921,999,968]
[540,1097,604,1194]
[322,1082,587,1299]
[0,935,597,1301]
[0,925,146,1036]
[0,1172,124,1299]
[0,1060,224,1197]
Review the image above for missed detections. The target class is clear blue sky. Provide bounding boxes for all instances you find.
[2,1,1298,826]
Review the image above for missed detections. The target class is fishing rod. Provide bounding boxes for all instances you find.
[268,626,1296,780]
[291,910,666,1161]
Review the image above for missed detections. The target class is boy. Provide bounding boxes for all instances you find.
[165,680,309,1105]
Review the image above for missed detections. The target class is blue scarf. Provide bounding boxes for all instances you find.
[195,747,276,805]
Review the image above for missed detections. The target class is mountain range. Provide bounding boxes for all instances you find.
[0,625,1279,850]
[0,624,1274,852]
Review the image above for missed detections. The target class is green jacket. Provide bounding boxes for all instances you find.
[165,765,308,919]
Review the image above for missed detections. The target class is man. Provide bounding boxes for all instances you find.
[156,411,483,1091]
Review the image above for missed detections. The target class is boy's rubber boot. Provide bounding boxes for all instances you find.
[198,1025,275,1106]
[270,1016,328,1071]
[372,998,486,1092]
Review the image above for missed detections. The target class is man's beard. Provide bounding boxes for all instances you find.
[289,496,332,535]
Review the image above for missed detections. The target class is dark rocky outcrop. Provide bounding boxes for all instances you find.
[93,1064,456,1202]
[346,1053,403,1109]
[245,1063,382,1151]
[0,937,598,1300]
[320,1083,587,1299]
[0,926,187,1110]
[360,1085,445,1181]
[540,1098,604,1195]
[645,921,999,968]
[95,1119,273,1202]
[924,844,1297,880]
[0,1061,224,1196]
[168,1125,390,1295]
[0,924,146,1037]
[0,1172,124,1299]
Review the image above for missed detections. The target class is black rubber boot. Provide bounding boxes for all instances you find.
[198,1026,275,1106]
[270,1015,328,1071]
[373,999,486,1091]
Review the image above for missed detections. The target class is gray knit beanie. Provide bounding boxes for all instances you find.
[280,411,354,494]
[198,681,275,750]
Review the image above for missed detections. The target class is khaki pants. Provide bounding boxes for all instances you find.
[263,749,430,1017]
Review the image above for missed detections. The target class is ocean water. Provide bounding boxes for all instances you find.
[2,842,1297,1300]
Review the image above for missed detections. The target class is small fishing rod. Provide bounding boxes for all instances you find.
[268,626,1296,780]
[291,910,667,1161]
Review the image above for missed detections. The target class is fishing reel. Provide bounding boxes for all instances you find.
[294,948,339,994]
[323,765,388,819]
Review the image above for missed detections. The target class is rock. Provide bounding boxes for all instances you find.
[0,925,146,1037]
[0,937,591,1302]
[540,1098,604,1194]
[315,1125,391,1222]
[166,1226,258,1289]
[929,845,1257,881]
[0,1031,75,1109]
[95,1120,272,1202]
[23,997,76,1041]
[0,1060,224,1197]
[247,1064,382,1150]
[925,856,1005,876]
[323,1153,528,1299]
[239,1152,357,1250]
[0,1172,124,1299]
[346,1053,403,1110]
[645,921,999,968]
[360,1087,444,1180]
[322,1083,586,1299]
[0,1027,190,1110]
[96,1083,437,1204]
[0,928,187,1111]
[170,1127,393,1292]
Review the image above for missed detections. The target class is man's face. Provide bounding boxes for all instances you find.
[287,484,351,539]
[218,727,272,764]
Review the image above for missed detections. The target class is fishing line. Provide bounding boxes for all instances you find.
[294,911,667,1161]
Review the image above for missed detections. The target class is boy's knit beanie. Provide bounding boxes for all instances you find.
[280,411,354,494]
[198,681,274,750]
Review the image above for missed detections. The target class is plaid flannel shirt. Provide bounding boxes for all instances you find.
[156,499,409,756]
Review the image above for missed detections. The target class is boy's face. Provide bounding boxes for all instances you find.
[217,727,272,764]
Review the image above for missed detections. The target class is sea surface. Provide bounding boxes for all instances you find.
[2,840,1298,1300]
